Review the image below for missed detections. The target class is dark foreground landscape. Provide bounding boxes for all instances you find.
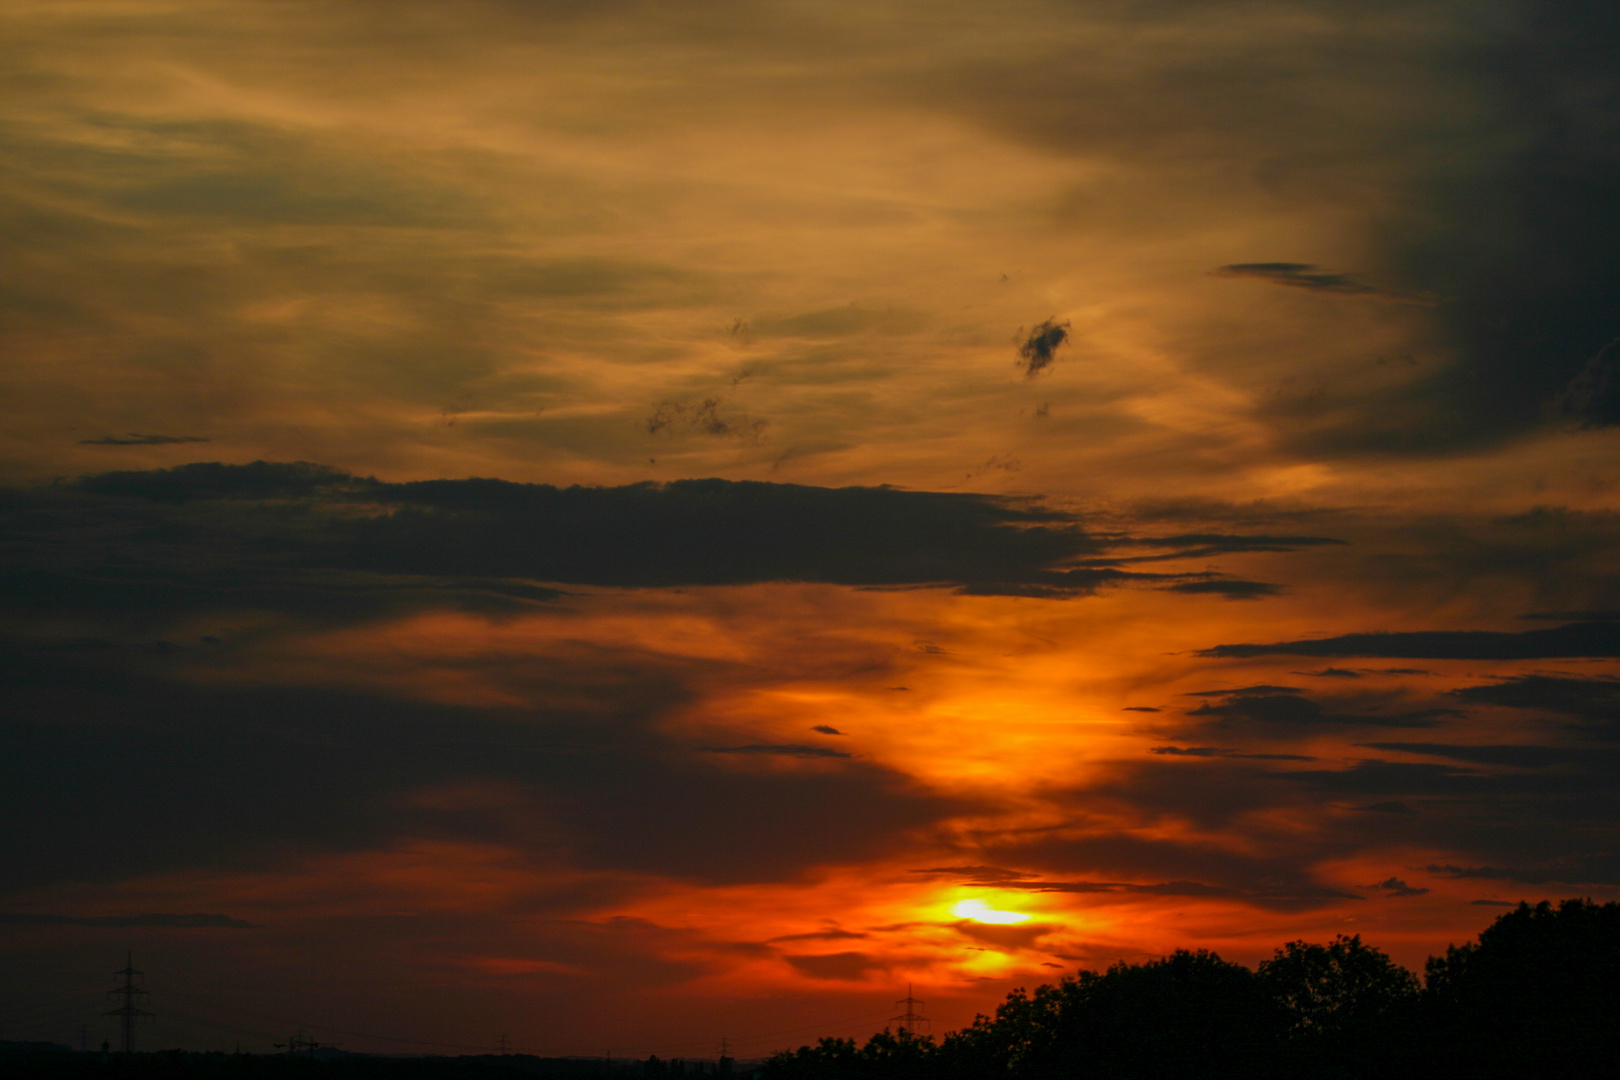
[6,900,1616,1079]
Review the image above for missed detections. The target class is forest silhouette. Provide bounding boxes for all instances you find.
[762,899,1620,1080]
[4,900,1616,1077]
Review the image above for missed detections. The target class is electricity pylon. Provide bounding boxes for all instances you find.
[888,984,929,1036]
[104,952,153,1053]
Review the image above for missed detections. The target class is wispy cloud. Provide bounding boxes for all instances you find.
[1209,263,1436,304]
[79,433,211,446]
[701,744,852,759]
[0,912,256,928]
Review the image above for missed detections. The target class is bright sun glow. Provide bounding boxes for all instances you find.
[951,898,1032,924]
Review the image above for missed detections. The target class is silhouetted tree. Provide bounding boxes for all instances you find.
[1422,898,1620,1078]
[762,1030,935,1080]
[1258,934,1418,1077]
[938,949,1283,1080]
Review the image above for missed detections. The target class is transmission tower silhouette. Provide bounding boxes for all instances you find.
[274,1031,334,1057]
[888,984,929,1035]
[104,952,153,1053]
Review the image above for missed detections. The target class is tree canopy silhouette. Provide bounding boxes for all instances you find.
[1423,898,1620,1077]
[763,900,1620,1080]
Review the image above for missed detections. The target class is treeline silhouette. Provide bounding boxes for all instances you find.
[5,901,1615,1078]
[762,899,1620,1080]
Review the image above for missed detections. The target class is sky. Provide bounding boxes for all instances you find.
[3,0,1620,1059]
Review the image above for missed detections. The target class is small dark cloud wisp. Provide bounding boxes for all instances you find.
[910,865,1034,883]
[0,912,256,928]
[1373,877,1429,898]
[1167,579,1280,600]
[1202,621,1620,659]
[784,952,885,981]
[1150,746,1314,761]
[701,744,852,760]
[1185,689,1446,730]
[79,433,211,446]
[1427,857,1620,887]
[1209,263,1435,304]
[1357,802,1418,815]
[1451,675,1620,720]
[645,398,767,443]
[1556,337,1620,427]
[1016,319,1070,377]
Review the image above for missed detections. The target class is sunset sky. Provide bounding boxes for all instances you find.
[4,0,1620,1059]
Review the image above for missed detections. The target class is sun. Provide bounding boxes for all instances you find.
[951,898,1033,924]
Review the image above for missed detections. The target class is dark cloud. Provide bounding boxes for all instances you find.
[767,929,869,943]
[1362,742,1620,768]
[1075,758,1324,833]
[916,866,1268,902]
[0,462,1300,610]
[1450,674,1620,719]
[1372,877,1428,898]
[1149,746,1314,761]
[811,725,844,735]
[1112,533,1346,561]
[746,304,925,339]
[1297,668,1363,678]
[1209,263,1434,304]
[1296,0,1620,456]
[983,833,1361,911]
[1015,319,1069,377]
[1273,760,1488,797]
[79,433,211,446]
[1357,802,1419,815]
[1522,609,1620,622]
[783,952,886,981]
[1557,338,1620,425]
[1273,751,1620,816]
[954,920,1055,950]
[1165,579,1281,600]
[701,744,852,760]
[0,912,256,928]
[911,865,1032,883]
[644,398,767,443]
[1202,621,1620,659]
[1185,685,1302,696]
[76,459,353,502]
[0,464,1335,619]
[1185,690,1445,730]
[0,654,972,892]
[1427,856,1620,887]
